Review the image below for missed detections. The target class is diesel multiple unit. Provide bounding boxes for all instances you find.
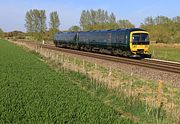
[54,28,151,58]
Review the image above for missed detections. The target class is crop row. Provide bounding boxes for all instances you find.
[0,40,131,123]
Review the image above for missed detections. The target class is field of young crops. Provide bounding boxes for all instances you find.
[0,40,132,123]
[1,39,179,124]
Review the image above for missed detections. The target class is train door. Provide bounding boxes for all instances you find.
[74,33,79,46]
[107,33,112,49]
[116,32,121,48]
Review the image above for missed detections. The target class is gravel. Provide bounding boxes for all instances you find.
[12,40,180,87]
[63,51,180,87]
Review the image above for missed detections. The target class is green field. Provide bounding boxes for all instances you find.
[0,40,131,123]
[1,40,178,123]
[149,44,180,62]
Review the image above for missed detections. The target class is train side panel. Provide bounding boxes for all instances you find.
[54,28,151,58]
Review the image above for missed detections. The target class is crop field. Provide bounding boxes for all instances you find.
[149,44,180,62]
[0,40,131,123]
[1,39,180,123]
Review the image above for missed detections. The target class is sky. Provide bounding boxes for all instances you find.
[0,0,179,32]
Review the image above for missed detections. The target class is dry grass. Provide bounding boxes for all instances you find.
[151,43,180,49]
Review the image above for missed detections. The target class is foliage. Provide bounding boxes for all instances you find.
[80,9,134,30]
[25,9,47,40]
[117,20,135,28]
[22,9,179,44]
[4,31,25,39]
[141,16,180,43]
[25,9,47,33]
[69,25,82,32]
[49,11,60,37]
[24,10,61,41]
[0,28,4,38]
[0,40,132,123]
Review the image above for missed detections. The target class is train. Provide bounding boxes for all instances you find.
[54,28,151,58]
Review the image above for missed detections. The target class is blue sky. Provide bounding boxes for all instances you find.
[0,0,179,32]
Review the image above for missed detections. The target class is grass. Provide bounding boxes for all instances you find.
[0,40,132,123]
[41,46,179,124]
[2,39,180,123]
[149,44,180,62]
[61,71,166,124]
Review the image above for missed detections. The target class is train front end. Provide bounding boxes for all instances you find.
[130,31,151,58]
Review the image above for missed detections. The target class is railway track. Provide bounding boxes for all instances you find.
[18,41,180,74]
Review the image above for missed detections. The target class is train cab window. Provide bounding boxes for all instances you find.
[132,33,149,45]
[132,34,140,43]
[141,34,149,42]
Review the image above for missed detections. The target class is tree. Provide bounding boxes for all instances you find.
[25,9,47,40]
[80,10,89,30]
[0,28,4,38]
[173,16,180,23]
[141,16,180,43]
[107,13,118,29]
[25,9,47,33]
[109,13,116,23]
[117,20,135,28]
[154,16,172,25]
[80,9,119,30]
[49,11,60,34]
[144,16,154,26]
[38,10,47,33]
[25,10,33,32]
[69,26,81,32]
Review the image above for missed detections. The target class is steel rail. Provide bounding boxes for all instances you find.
[143,58,180,67]
[37,43,180,74]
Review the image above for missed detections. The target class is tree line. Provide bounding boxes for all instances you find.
[23,9,135,40]
[0,9,179,43]
[141,16,180,43]
[80,9,134,31]
[25,9,60,41]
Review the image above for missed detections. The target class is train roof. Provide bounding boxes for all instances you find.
[56,28,146,34]
[125,28,146,32]
[77,28,145,32]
